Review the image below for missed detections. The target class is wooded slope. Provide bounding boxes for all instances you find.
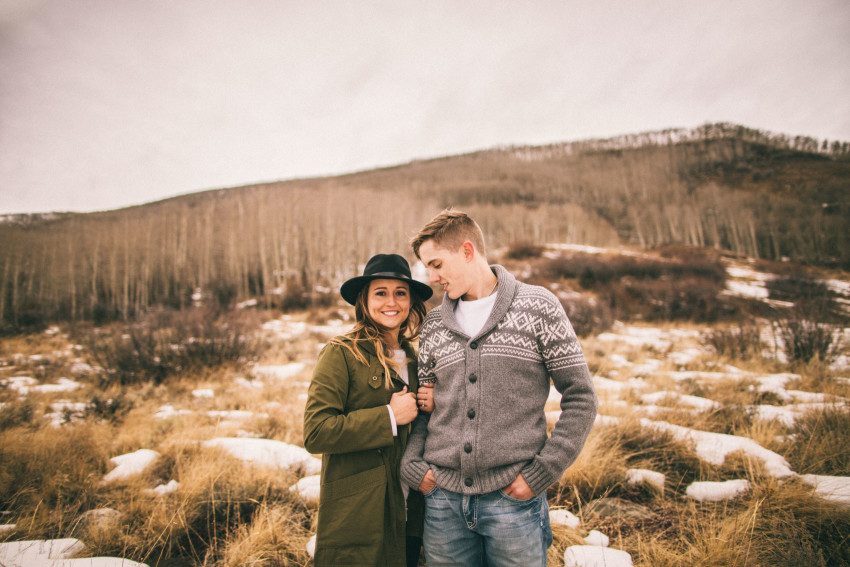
[2,123,847,329]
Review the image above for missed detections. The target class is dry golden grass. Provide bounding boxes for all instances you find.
[216,502,313,567]
[631,477,850,566]
[2,311,849,566]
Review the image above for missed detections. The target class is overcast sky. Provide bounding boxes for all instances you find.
[1,0,848,214]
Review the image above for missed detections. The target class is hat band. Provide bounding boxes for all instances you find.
[368,271,412,279]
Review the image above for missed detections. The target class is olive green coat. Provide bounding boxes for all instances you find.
[303,336,424,566]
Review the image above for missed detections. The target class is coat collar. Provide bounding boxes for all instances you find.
[341,335,418,389]
[350,336,415,359]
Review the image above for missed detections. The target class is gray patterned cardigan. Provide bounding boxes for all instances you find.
[400,264,598,496]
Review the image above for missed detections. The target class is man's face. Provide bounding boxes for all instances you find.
[418,239,471,300]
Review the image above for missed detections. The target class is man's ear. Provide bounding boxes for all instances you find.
[461,241,475,261]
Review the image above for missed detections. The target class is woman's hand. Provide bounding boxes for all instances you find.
[417,382,434,412]
[390,386,418,426]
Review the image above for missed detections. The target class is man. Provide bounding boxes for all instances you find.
[401,209,597,566]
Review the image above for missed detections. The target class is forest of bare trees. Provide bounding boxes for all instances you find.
[1,123,847,330]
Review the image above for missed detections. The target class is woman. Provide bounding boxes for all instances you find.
[304,253,433,566]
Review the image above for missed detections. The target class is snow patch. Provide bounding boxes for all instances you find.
[583,530,610,547]
[154,405,192,420]
[145,480,180,496]
[640,391,719,411]
[641,419,794,478]
[564,545,633,567]
[1,376,82,395]
[290,475,321,502]
[235,377,264,389]
[202,438,321,474]
[625,468,665,493]
[45,401,89,426]
[251,363,307,381]
[800,475,850,507]
[549,508,581,528]
[103,449,160,483]
[0,538,148,567]
[750,402,845,427]
[686,479,750,501]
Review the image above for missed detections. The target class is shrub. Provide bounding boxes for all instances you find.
[86,393,134,424]
[79,308,265,386]
[703,322,764,360]
[560,296,614,337]
[542,251,725,288]
[539,250,730,323]
[607,276,729,322]
[767,276,844,323]
[772,314,839,364]
[505,240,546,260]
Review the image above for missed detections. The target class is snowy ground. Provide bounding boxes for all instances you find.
[1,271,848,566]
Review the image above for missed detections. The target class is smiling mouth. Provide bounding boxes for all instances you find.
[382,311,400,316]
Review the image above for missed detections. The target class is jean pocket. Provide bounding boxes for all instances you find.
[497,489,538,504]
[423,484,440,498]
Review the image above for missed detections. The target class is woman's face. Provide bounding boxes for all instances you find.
[367,278,411,334]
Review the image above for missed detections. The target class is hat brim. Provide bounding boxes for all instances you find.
[340,274,433,306]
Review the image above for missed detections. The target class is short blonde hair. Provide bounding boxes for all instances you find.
[411,209,486,259]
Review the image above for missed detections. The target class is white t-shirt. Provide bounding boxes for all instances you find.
[455,291,498,338]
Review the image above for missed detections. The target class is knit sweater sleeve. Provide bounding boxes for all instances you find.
[520,290,598,495]
[400,412,431,489]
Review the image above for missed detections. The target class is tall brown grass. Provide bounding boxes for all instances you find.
[2,298,848,566]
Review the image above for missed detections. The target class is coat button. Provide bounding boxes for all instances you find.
[470,342,478,350]
[371,375,379,382]
[464,477,473,487]
[464,443,472,453]
[467,409,475,419]
[469,373,477,383]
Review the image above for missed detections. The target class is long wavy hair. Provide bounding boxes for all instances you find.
[331,279,428,389]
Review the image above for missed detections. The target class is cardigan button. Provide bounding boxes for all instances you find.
[469,374,477,383]
[467,409,475,419]
[470,342,478,350]
[464,477,473,487]
[464,443,472,453]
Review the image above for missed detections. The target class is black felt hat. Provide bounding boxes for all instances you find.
[340,254,433,305]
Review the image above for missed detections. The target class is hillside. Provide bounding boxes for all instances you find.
[1,122,848,330]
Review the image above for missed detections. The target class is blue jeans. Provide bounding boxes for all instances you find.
[422,486,552,567]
